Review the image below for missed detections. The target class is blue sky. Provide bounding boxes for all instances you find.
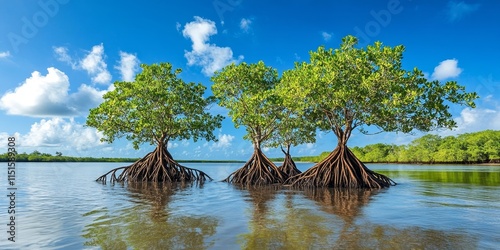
[1,0,499,160]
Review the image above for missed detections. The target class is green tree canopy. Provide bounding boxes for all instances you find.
[281,36,478,140]
[280,35,478,188]
[211,61,281,149]
[87,62,223,150]
[87,62,223,183]
[211,61,286,185]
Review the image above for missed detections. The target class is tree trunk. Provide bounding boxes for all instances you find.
[286,142,395,188]
[278,145,302,178]
[96,144,211,184]
[223,147,287,185]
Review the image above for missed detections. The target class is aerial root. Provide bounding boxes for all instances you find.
[224,148,287,185]
[286,145,396,188]
[278,153,302,178]
[96,146,212,184]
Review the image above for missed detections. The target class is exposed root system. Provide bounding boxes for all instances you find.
[223,148,287,185]
[286,145,396,188]
[278,153,302,178]
[96,146,212,184]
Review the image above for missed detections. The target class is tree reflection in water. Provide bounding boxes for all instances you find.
[237,187,477,249]
[304,188,477,249]
[237,185,334,249]
[82,182,218,250]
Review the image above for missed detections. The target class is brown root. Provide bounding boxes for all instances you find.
[96,146,212,184]
[286,145,396,188]
[278,153,302,178]
[223,148,287,185]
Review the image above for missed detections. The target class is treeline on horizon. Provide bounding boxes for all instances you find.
[287,130,500,164]
[2,130,498,164]
[0,151,243,163]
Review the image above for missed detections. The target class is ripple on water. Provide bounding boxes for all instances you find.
[2,163,499,249]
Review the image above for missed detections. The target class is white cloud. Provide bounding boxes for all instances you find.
[240,18,252,32]
[0,51,11,58]
[0,67,106,117]
[20,118,104,151]
[0,133,20,148]
[321,31,333,42]
[167,142,179,149]
[427,107,500,138]
[182,16,243,76]
[450,107,500,133]
[447,1,480,22]
[431,59,462,80]
[211,133,235,149]
[54,44,112,84]
[115,51,140,82]
[80,44,112,84]
[54,46,76,68]
[70,84,108,113]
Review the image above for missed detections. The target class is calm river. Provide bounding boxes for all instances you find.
[0,162,499,249]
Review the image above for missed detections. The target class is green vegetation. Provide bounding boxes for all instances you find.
[6,37,481,190]
[265,88,316,177]
[87,62,223,183]
[0,151,243,163]
[378,169,500,186]
[353,130,500,164]
[279,35,477,188]
[297,130,499,164]
[211,61,287,185]
[0,150,138,162]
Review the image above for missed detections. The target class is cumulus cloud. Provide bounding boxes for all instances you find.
[321,31,333,42]
[431,59,462,81]
[446,1,480,22]
[54,44,111,84]
[0,51,11,58]
[211,133,235,149]
[115,51,140,82]
[182,16,243,76]
[240,18,252,32]
[450,107,500,133]
[54,46,76,68]
[80,44,112,84]
[18,118,104,151]
[0,67,106,117]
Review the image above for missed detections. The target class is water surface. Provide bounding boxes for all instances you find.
[0,162,499,249]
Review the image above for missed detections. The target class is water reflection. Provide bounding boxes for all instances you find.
[237,186,334,249]
[303,188,478,249]
[303,188,378,223]
[380,168,500,186]
[82,182,219,249]
[236,186,478,249]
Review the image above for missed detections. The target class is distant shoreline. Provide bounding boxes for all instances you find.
[0,159,246,163]
[2,154,498,165]
[2,159,499,166]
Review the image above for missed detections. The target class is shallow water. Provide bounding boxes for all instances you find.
[1,162,499,249]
